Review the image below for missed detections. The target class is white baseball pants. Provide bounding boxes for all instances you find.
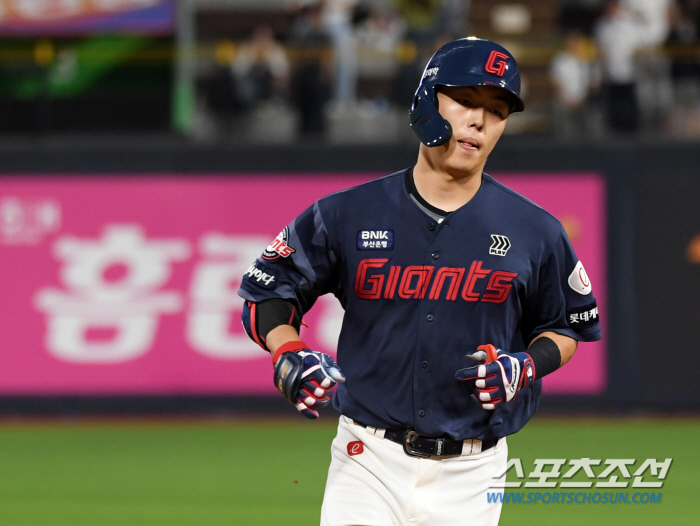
[320,416,507,526]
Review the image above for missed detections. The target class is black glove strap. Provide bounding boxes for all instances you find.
[527,336,561,379]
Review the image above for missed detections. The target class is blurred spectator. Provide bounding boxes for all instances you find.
[232,25,290,108]
[669,0,698,44]
[393,0,442,48]
[322,0,359,105]
[623,0,672,45]
[690,0,700,29]
[625,0,673,127]
[390,41,421,108]
[437,0,469,39]
[550,30,598,140]
[351,2,408,113]
[389,0,442,107]
[355,2,405,54]
[288,3,332,138]
[666,0,700,134]
[594,0,646,131]
[668,1,700,84]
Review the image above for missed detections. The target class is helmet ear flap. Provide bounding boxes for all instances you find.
[408,83,452,147]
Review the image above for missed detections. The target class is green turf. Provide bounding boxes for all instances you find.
[0,418,336,526]
[0,416,697,525]
[499,417,699,526]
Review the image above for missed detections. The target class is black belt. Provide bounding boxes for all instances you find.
[353,420,498,459]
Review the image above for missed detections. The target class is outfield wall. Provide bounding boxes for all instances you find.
[0,139,697,413]
[0,173,606,397]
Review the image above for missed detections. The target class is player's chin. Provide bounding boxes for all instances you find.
[446,154,484,176]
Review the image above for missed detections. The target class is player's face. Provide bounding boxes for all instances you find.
[431,85,510,177]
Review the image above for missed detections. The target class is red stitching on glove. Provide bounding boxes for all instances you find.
[271,340,309,365]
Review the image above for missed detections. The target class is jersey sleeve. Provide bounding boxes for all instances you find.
[237,200,339,317]
[522,224,602,344]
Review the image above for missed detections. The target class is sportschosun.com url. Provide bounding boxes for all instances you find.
[487,491,662,504]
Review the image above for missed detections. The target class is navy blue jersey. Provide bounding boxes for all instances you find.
[239,170,602,440]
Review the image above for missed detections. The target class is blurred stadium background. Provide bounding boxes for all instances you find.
[0,1,699,524]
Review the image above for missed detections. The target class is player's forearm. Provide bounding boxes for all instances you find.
[266,324,302,354]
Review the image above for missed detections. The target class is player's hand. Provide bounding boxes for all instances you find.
[455,344,536,410]
[273,344,345,419]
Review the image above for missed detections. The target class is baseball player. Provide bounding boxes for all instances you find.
[238,37,602,526]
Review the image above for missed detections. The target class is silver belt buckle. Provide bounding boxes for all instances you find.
[403,430,432,458]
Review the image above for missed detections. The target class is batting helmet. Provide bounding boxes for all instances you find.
[408,37,525,147]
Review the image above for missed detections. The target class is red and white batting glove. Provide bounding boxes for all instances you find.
[455,344,536,410]
[272,341,345,419]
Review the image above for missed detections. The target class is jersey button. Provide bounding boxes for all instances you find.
[428,223,436,231]
[418,410,426,417]
[431,252,439,260]
[426,314,433,322]
[422,361,429,368]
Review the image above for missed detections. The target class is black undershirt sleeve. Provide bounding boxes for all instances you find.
[254,299,302,341]
[527,336,562,379]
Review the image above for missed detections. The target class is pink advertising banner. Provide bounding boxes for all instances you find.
[0,0,174,36]
[0,174,605,396]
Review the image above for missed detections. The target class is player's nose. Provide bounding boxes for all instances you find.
[466,107,485,130]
